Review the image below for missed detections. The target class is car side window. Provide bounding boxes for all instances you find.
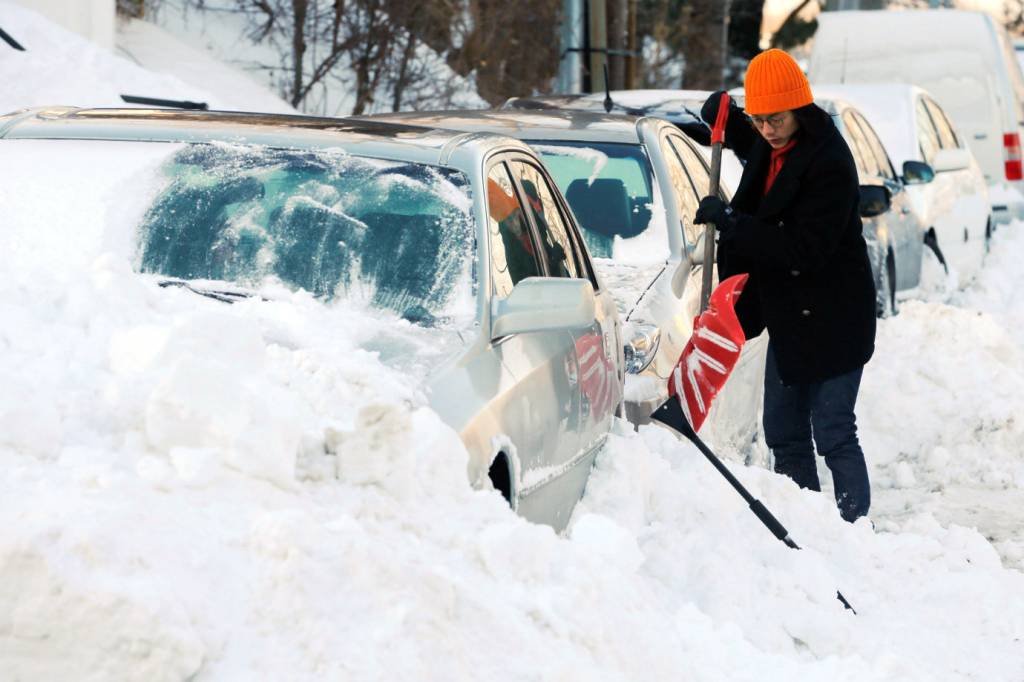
[660,135,702,245]
[509,160,582,279]
[923,97,958,150]
[487,162,542,298]
[667,134,712,198]
[841,110,877,178]
[934,104,963,148]
[915,97,941,164]
[853,111,897,181]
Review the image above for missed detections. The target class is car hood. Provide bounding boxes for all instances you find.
[592,258,668,320]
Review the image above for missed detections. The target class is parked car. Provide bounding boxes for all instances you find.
[813,83,991,286]
[722,92,925,315]
[808,9,1024,225]
[504,89,746,194]
[0,106,624,531]
[507,88,921,306]
[354,108,762,450]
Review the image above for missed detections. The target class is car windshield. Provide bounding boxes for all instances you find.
[528,141,670,263]
[135,143,475,327]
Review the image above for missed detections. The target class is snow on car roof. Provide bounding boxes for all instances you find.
[0,107,524,167]
[358,108,647,144]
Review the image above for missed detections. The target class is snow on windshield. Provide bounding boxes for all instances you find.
[135,142,475,327]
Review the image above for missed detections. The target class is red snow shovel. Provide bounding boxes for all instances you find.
[651,274,856,613]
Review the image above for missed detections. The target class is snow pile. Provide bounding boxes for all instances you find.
[0,2,234,113]
[1,7,1024,680]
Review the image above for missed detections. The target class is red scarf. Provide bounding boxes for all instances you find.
[764,139,797,196]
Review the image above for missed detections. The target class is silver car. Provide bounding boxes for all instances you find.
[354,109,763,446]
[0,107,624,530]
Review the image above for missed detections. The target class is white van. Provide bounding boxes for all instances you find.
[808,9,1024,225]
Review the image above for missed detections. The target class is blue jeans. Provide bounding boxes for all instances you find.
[763,343,870,522]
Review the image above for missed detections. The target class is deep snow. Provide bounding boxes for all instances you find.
[1,4,1024,680]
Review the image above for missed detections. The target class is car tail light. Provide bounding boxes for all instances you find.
[1004,132,1022,181]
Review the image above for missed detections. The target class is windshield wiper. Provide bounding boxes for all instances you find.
[158,279,256,304]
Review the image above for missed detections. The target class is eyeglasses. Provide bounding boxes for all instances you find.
[748,113,789,129]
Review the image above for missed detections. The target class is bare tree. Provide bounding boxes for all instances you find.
[448,0,562,105]
[678,0,728,89]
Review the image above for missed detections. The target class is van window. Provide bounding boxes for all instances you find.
[915,98,941,165]
[994,24,1024,124]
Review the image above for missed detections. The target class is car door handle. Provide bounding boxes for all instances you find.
[901,207,911,215]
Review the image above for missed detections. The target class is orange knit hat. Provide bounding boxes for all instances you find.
[743,49,813,115]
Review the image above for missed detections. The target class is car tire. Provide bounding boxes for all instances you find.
[488,454,514,507]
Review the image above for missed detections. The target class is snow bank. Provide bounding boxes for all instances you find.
[2,134,1024,679]
[0,1,219,113]
[1,6,1023,680]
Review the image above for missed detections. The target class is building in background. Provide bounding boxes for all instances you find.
[14,0,114,50]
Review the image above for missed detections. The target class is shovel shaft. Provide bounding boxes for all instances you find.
[699,142,725,313]
[651,398,857,614]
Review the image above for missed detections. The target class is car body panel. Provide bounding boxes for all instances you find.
[354,107,763,451]
[1,107,622,531]
[808,9,1024,224]
[814,83,989,285]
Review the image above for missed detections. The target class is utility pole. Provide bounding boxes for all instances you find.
[558,0,584,93]
[588,0,608,94]
[626,0,638,89]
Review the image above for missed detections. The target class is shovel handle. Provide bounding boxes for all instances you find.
[699,93,731,312]
[711,93,730,145]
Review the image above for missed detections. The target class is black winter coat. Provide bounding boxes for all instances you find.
[703,99,876,385]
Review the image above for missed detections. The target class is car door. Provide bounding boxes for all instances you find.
[484,158,583,498]
[923,95,988,266]
[851,109,924,289]
[506,157,620,457]
[841,109,896,284]
[665,130,765,449]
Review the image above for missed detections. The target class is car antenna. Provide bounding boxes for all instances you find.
[603,63,614,113]
[840,37,848,85]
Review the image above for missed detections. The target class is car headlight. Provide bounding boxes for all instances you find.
[623,322,661,375]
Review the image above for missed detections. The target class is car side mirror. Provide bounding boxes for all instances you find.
[902,160,935,185]
[859,184,892,218]
[490,277,596,339]
[931,148,970,173]
[670,234,703,298]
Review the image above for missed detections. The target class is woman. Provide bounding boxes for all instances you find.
[694,49,876,522]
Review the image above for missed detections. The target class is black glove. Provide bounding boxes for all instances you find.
[700,90,744,128]
[694,195,737,241]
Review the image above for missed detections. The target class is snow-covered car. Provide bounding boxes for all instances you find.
[721,92,925,315]
[0,106,624,530]
[808,9,1024,225]
[542,88,926,312]
[355,108,762,450]
[813,83,991,286]
[817,95,927,313]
